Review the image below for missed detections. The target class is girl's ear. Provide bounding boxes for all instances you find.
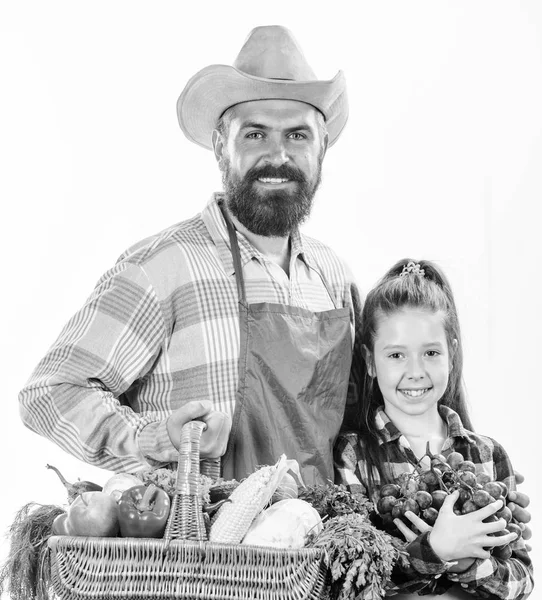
[449,338,458,370]
[362,344,376,378]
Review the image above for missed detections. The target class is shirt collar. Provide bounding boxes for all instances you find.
[438,405,476,443]
[201,193,311,275]
[374,404,475,446]
[374,407,402,444]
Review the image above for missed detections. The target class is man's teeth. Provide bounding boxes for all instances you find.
[258,177,289,184]
[401,388,430,397]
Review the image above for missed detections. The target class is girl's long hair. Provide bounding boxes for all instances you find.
[357,259,473,495]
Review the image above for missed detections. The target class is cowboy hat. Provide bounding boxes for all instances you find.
[177,25,348,150]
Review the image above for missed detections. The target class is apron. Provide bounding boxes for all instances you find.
[219,201,353,486]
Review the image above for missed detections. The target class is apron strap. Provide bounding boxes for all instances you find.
[218,199,247,303]
[315,268,341,310]
[219,199,343,310]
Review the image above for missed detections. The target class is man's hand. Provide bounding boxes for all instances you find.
[166,400,231,458]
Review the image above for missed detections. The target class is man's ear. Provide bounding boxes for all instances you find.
[322,131,329,158]
[362,344,376,378]
[212,129,224,165]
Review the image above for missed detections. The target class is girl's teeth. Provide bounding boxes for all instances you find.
[402,389,428,397]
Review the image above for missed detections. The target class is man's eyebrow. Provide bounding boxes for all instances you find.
[239,121,314,133]
[284,124,313,134]
[239,121,269,130]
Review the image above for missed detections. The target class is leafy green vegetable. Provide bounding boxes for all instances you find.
[309,512,409,600]
[136,468,213,504]
[298,483,373,520]
[0,502,65,600]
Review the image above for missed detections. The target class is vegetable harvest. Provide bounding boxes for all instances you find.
[52,491,120,537]
[0,502,65,600]
[1,457,407,600]
[46,464,102,503]
[102,473,141,502]
[310,512,409,600]
[118,483,171,538]
[242,498,322,548]
[210,454,290,544]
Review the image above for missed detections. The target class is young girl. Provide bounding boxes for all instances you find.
[334,259,533,599]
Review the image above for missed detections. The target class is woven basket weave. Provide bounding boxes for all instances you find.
[48,421,328,599]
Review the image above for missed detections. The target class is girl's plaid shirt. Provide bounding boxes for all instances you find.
[334,405,534,599]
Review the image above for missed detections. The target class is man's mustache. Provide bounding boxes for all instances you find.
[244,164,307,184]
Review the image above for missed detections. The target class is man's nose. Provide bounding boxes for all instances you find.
[264,137,289,166]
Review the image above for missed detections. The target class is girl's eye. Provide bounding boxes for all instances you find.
[426,350,440,357]
[388,352,403,360]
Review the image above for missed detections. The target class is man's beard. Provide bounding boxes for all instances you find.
[221,158,322,237]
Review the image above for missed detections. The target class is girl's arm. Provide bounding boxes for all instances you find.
[444,440,534,598]
[399,499,533,600]
[398,437,534,600]
[335,434,534,598]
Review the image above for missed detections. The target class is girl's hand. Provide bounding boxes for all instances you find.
[395,490,518,562]
[419,490,517,562]
[508,472,532,546]
[394,508,476,573]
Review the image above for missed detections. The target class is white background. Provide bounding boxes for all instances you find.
[0,0,540,593]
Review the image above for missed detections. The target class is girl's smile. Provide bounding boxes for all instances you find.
[399,387,433,399]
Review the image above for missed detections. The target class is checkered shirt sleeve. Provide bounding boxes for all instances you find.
[19,261,173,472]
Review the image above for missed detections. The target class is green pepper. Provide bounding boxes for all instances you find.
[118,483,171,538]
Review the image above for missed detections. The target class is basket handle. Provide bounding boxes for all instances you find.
[201,456,221,480]
[163,420,220,542]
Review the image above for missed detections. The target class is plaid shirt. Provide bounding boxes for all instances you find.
[334,406,534,599]
[20,194,360,473]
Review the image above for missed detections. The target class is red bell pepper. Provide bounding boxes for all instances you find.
[118,483,171,538]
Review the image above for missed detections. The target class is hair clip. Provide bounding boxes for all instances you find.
[400,261,425,277]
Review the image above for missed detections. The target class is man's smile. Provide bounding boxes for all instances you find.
[256,177,295,186]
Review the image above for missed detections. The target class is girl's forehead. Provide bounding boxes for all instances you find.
[374,307,447,341]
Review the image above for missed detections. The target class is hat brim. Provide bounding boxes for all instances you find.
[177,65,348,150]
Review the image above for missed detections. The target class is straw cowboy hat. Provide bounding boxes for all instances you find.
[177,25,348,150]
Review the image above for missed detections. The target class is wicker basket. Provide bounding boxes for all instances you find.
[48,421,328,599]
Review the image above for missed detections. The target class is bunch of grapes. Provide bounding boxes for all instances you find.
[375,443,521,559]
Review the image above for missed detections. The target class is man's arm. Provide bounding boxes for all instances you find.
[19,262,179,472]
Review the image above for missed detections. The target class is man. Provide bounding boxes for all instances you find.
[19,26,531,529]
[19,25,358,487]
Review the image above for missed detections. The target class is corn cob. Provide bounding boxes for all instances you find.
[209,455,288,544]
